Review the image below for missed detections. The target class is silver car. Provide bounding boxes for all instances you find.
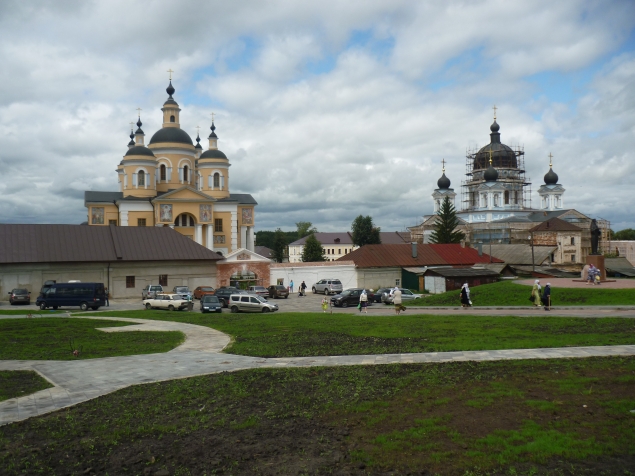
[382,288,422,304]
[312,279,343,295]
[229,294,278,313]
[142,284,163,300]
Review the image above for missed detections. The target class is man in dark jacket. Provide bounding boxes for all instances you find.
[541,283,551,311]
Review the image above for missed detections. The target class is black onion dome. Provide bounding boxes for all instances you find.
[484,164,498,182]
[437,173,451,189]
[474,120,517,170]
[124,145,155,157]
[199,149,227,159]
[149,127,193,145]
[544,167,558,185]
[209,121,218,139]
[195,133,202,149]
[166,81,175,98]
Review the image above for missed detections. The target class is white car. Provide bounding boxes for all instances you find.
[382,288,422,304]
[143,294,190,311]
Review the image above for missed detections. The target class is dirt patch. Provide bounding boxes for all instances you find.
[1,359,634,475]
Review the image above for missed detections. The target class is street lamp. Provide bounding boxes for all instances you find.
[528,233,535,273]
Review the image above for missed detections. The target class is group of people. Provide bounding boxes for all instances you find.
[531,279,552,311]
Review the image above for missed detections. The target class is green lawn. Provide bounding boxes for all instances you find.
[87,310,635,358]
[0,309,62,315]
[1,357,633,474]
[0,318,185,360]
[0,371,53,402]
[410,280,635,306]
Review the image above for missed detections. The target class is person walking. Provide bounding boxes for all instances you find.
[393,287,405,314]
[300,281,307,296]
[542,283,551,311]
[531,279,542,307]
[289,280,294,293]
[460,283,471,307]
[321,296,329,313]
[359,289,368,313]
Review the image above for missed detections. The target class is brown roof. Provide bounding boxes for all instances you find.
[0,224,223,264]
[529,217,582,233]
[338,244,502,268]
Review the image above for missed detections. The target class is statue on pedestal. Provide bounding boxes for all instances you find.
[590,219,601,255]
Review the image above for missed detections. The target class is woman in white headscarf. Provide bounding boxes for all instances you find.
[531,279,542,307]
[460,283,471,307]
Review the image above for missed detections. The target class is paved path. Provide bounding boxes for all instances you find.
[2,315,635,426]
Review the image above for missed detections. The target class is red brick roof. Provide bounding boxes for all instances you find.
[338,244,502,268]
[529,217,582,232]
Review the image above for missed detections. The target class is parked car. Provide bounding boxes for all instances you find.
[267,285,289,299]
[382,288,423,304]
[37,282,107,311]
[229,294,279,313]
[8,288,31,305]
[214,287,243,307]
[143,294,189,311]
[172,286,192,300]
[330,288,375,308]
[312,279,343,295]
[200,295,223,313]
[248,285,269,297]
[142,284,163,300]
[372,287,393,303]
[193,286,216,300]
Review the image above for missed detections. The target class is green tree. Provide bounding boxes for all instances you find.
[301,234,326,262]
[296,221,317,238]
[612,228,635,240]
[429,197,465,244]
[272,228,287,263]
[351,215,381,247]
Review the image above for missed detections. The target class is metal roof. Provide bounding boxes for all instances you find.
[0,224,223,264]
[85,191,257,206]
[290,232,354,246]
[485,244,556,266]
[424,268,501,278]
[529,217,582,232]
[339,244,502,268]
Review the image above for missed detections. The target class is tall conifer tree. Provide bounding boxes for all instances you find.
[429,197,465,244]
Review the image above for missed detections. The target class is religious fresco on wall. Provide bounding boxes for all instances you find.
[214,235,226,244]
[160,204,173,222]
[242,208,253,225]
[200,204,212,222]
[91,207,104,225]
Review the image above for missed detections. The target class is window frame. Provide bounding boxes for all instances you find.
[215,218,223,232]
[126,276,135,288]
[159,275,168,287]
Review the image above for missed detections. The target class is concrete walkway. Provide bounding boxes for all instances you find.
[2,315,635,426]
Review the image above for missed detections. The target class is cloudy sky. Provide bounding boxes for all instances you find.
[1,0,634,233]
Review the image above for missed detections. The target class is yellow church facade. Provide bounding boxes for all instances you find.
[84,80,256,255]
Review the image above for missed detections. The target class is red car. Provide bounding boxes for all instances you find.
[193,286,216,300]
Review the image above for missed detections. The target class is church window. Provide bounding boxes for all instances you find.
[137,218,146,227]
[159,275,168,286]
[160,164,166,181]
[571,237,575,245]
[109,220,117,226]
[494,194,499,207]
[213,173,220,188]
[183,166,189,182]
[215,218,223,232]
[138,170,145,186]
[170,115,175,123]
[571,254,576,263]
[504,190,509,204]
[126,276,135,288]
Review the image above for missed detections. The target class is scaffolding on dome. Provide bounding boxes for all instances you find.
[460,144,532,212]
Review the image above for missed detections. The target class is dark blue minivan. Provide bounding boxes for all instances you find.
[36,282,106,311]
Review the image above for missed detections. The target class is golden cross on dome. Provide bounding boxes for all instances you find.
[548,152,553,167]
[167,69,174,81]
[196,125,200,134]
[210,112,215,122]
[492,104,497,120]
[129,121,134,130]
[136,107,142,118]
[441,158,446,173]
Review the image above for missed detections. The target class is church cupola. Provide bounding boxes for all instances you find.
[538,153,565,211]
[208,118,218,150]
[437,162,451,190]
[195,128,203,158]
[161,71,181,127]
[432,159,456,213]
[483,150,498,182]
[127,124,135,149]
[134,114,145,146]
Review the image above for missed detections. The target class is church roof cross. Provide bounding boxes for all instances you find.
[136,107,142,118]
[492,104,497,120]
[548,152,553,167]
[441,158,446,173]
[167,69,174,81]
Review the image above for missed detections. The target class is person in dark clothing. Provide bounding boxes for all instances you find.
[541,283,551,311]
[299,281,307,297]
[460,283,471,307]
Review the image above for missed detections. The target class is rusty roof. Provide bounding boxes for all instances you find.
[0,224,223,264]
[529,217,582,232]
[338,244,502,268]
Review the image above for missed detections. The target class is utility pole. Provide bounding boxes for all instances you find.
[528,232,535,272]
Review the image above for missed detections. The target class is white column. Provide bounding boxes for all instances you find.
[120,211,129,226]
[240,225,247,250]
[206,224,213,249]
[194,224,202,244]
[231,210,238,252]
[247,226,254,251]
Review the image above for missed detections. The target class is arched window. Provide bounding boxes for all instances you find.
[170,115,175,123]
[174,213,195,227]
[138,170,145,186]
[213,173,220,188]
[160,164,166,181]
[183,165,189,182]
